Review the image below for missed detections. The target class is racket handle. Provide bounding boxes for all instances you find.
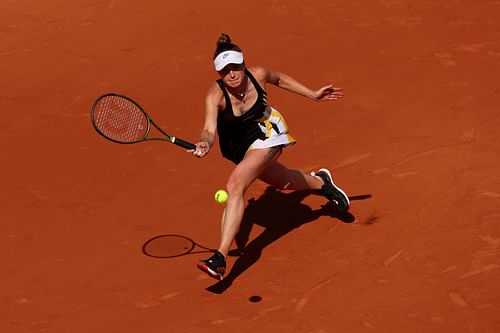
[171,137,196,150]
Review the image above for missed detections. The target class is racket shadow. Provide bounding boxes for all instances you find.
[142,234,215,259]
[206,186,364,294]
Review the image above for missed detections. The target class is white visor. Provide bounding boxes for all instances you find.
[214,50,244,71]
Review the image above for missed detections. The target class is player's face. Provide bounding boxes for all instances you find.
[218,63,246,88]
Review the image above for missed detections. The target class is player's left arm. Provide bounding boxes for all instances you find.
[253,66,344,102]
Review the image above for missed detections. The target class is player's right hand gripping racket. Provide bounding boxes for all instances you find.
[91,93,196,150]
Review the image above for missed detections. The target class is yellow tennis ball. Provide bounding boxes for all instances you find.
[214,189,228,204]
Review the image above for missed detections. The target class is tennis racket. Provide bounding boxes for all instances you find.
[91,93,196,149]
[142,234,215,259]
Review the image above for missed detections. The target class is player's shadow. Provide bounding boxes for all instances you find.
[206,187,370,294]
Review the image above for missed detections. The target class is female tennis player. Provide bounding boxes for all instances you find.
[191,33,349,281]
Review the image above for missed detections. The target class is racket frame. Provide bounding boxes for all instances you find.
[91,93,196,149]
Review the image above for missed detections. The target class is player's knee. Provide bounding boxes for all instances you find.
[225,179,245,197]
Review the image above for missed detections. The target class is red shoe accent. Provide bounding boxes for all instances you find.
[197,261,223,281]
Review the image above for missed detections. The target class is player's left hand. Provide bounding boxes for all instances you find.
[314,85,344,101]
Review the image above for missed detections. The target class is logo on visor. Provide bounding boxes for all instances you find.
[223,53,229,59]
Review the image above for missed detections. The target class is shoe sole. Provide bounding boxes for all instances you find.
[197,261,223,281]
[314,168,350,208]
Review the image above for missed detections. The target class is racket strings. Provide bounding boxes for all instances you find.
[94,95,147,142]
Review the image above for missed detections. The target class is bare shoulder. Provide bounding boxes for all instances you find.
[206,81,224,110]
[206,81,223,100]
[247,66,269,81]
[247,66,280,86]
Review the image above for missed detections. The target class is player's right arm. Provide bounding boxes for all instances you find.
[193,83,221,157]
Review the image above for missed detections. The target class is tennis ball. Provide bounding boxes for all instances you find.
[215,189,228,204]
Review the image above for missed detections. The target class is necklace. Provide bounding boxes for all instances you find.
[236,77,249,101]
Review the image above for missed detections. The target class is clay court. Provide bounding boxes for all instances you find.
[1,0,500,332]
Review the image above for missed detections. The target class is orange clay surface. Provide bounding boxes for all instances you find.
[1,1,500,332]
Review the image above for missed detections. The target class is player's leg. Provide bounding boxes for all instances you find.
[218,147,281,256]
[197,147,281,280]
[259,161,350,211]
[258,160,323,190]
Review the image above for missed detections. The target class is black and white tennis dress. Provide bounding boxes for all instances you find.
[216,69,296,164]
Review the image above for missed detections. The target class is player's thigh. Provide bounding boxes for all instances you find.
[227,147,281,193]
[258,160,291,189]
[259,160,315,191]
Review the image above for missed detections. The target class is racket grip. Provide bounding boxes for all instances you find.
[172,137,196,150]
